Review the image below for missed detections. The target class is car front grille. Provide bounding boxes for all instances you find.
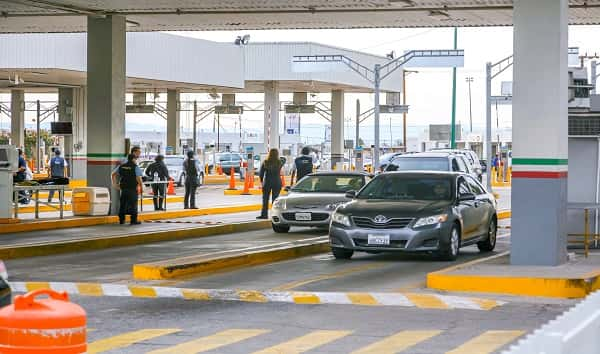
[352,217,413,229]
[282,212,330,221]
[353,239,407,248]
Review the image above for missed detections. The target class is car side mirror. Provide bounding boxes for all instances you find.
[458,193,476,202]
[345,190,356,199]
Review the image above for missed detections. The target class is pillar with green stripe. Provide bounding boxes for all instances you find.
[511,0,568,266]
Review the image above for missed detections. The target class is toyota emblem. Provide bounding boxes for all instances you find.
[373,215,388,224]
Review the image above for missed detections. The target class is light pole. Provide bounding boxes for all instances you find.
[466,76,474,133]
[402,69,418,152]
[293,49,464,171]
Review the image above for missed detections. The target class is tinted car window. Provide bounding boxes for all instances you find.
[451,159,461,172]
[389,157,450,172]
[358,175,453,201]
[455,157,469,173]
[457,177,471,196]
[292,175,365,193]
[219,154,232,161]
[466,176,486,195]
[231,154,242,161]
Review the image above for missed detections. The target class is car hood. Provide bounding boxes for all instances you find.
[282,192,350,208]
[338,199,451,218]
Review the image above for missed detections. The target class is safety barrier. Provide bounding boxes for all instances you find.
[503,290,600,354]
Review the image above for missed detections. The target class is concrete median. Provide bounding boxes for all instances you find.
[133,236,330,280]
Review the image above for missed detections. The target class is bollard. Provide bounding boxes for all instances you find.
[0,289,87,353]
[227,167,237,190]
[167,178,176,195]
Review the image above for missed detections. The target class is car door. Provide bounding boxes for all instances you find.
[465,175,491,237]
[456,176,479,239]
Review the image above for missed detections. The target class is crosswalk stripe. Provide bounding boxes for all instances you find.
[405,293,450,309]
[88,329,180,353]
[351,330,442,354]
[445,330,525,354]
[252,330,353,354]
[147,329,270,354]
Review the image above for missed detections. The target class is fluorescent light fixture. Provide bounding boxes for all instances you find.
[126,20,140,28]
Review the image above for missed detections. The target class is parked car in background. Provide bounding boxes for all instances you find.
[271,172,370,233]
[0,260,11,308]
[329,171,497,261]
[480,159,488,173]
[430,149,483,182]
[378,152,405,172]
[219,153,245,176]
[385,152,479,181]
[164,155,204,187]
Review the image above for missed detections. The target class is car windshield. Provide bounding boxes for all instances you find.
[291,175,365,193]
[387,157,449,172]
[164,158,183,167]
[357,175,453,201]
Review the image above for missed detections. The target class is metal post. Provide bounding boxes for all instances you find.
[36,100,41,173]
[450,27,458,149]
[217,113,220,152]
[373,64,381,172]
[485,62,493,192]
[592,60,597,94]
[466,77,474,133]
[192,100,197,153]
[402,70,407,152]
[355,99,360,148]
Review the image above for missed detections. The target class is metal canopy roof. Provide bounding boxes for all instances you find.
[2,1,600,33]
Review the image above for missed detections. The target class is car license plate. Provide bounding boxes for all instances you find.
[368,234,390,246]
[295,213,312,221]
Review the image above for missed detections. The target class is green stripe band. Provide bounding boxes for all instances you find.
[512,158,568,165]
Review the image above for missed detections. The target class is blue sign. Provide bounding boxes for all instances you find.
[245,146,254,153]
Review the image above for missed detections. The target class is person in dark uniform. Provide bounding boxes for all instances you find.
[145,154,170,211]
[257,148,284,219]
[13,149,28,204]
[183,150,200,209]
[113,154,143,225]
[47,149,68,203]
[290,146,314,185]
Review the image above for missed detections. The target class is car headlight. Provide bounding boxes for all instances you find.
[272,199,286,210]
[413,214,448,228]
[326,202,345,210]
[331,212,351,227]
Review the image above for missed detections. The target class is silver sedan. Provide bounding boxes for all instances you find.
[271,172,369,233]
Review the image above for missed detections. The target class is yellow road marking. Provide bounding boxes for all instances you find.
[129,286,158,298]
[351,330,442,354]
[253,330,352,354]
[347,293,379,306]
[469,298,501,310]
[25,282,50,292]
[238,290,268,302]
[272,263,386,291]
[405,293,450,309]
[77,283,104,296]
[147,329,270,354]
[446,330,524,354]
[292,292,321,304]
[181,289,211,301]
[87,328,180,353]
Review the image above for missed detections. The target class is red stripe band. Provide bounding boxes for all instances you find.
[87,160,120,166]
[512,171,568,179]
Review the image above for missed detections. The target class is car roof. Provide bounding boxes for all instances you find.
[394,152,455,158]
[380,171,464,178]
[308,171,369,177]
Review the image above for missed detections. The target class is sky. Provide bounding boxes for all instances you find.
[2,25,600,145]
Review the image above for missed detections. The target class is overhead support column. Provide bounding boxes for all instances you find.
[10,90,24,148]
[511,0,568,265]
[86,15,126,215]
[58,88,74,178]
[167,89,180,155]
[263,81,280,153]
[59,87,87,181]
[331,90,345,168]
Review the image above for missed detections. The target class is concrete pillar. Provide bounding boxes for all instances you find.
[331,90,345,167]
[263,81,280,153]
[166,89,180,155]
[86,15,126,214]
[511,0,568,265]
[10,90,24,148]
[59,87,87,181]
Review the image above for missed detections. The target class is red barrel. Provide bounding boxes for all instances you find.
[0,289,86,353]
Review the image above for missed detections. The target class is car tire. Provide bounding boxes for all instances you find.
[332,247,353,259]
[437,224,460,261]
[272,223,290,233]
[478,217,497,252]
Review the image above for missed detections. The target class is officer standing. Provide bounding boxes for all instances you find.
[112,154,143,225]
[290,147,314,185]
[145,154,170,211]
[183,150,200,209]
[257,148,284,219]
[47,149,68,203]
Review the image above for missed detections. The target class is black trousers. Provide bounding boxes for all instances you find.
[184,180,197,208]
[152,184,166,210]
[119,189,138,222]
[261,182,281,217]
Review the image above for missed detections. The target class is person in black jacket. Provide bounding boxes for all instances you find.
[257,148,284,219]
[145,154,170,211]
[183,150,199,209]
[112,154,143,225]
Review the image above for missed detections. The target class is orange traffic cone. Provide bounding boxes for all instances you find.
[218,165,223,175]
[167,178,176,195]
[249,170,255,189]
[227,167,237,190]
[240,174,251,195]
[280,174,286,187]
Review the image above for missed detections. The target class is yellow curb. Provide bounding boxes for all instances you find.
[0,220,271,260]
[426,251,600,298]
[224,189,288,196]
[1,203,264,234]
[497,210,511,219]
[133,239,330,280]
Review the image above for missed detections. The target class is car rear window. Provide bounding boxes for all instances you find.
[292,175,364,193]
[388,157,449,172]
[358,175,453,201]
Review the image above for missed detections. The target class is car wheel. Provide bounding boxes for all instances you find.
[272,223,290,233]
[478,217,497,252]
[332,247,353,259]
[437,224,460,261]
